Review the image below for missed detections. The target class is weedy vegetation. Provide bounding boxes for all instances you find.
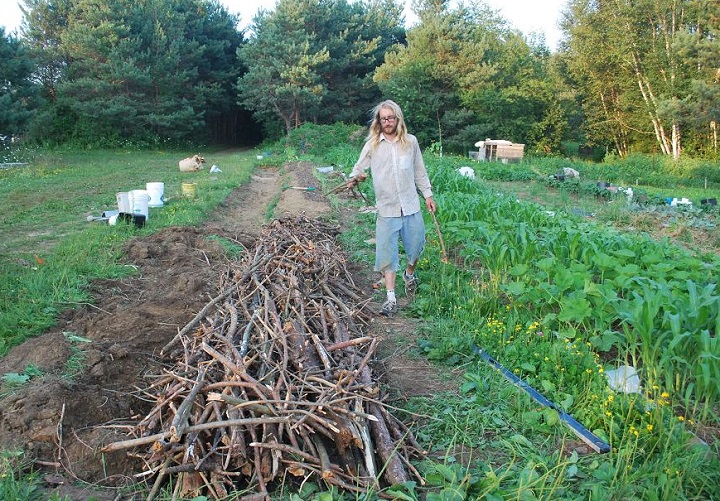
[1,127,719,499]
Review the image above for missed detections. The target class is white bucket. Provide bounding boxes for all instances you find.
[146,182,165,207]
[116,192,131,213]
[129,189,150,219]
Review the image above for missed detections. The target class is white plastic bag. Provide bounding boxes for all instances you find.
[605,365,642,394]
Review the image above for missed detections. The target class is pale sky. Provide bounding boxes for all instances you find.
[1,0,565,50]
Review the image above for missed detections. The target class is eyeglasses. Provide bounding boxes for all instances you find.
[379,116,397,123]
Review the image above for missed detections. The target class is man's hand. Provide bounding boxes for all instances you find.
[426,196,437,213]
[346,172,367,189]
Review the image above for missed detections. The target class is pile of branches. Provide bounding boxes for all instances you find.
[103,216,425,500]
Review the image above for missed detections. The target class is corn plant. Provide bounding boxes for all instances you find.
[322,144,720,499]
[423,161,720,419]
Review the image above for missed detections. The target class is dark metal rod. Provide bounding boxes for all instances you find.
[473,345,610,454]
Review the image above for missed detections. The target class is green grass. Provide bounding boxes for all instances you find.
[0,450,70,501]
[481,176,720,258]
[0,148,258,354]
[305,134,720,499]
[2,129,720,500]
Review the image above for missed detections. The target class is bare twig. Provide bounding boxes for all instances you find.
[103,216,422,498]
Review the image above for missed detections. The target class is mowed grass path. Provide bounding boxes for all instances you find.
[0,148,258,353]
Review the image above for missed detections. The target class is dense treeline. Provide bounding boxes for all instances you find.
[16,0,250,146]
[237,0,405,138]
[562,0,720,160]
[0,0,718,158]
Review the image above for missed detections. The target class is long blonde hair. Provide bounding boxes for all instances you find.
[366,100,408,148]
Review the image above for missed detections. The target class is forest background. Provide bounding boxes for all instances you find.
[1,0,719,162]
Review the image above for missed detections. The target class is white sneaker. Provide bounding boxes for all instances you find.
[404,271,418,296]
[379,299,397,316]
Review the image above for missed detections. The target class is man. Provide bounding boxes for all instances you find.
[347,100,437,316]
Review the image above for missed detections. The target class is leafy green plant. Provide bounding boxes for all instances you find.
[284,123,366,158]
[0,365,43,399]
[325,147,720,499]
[0,449,71,501]
[62,331,91,380]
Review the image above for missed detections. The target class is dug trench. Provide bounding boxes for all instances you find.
[0,160,456,499]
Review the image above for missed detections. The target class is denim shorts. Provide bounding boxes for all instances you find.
[374,211,426,273]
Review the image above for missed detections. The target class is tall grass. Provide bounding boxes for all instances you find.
[0,450,70,501]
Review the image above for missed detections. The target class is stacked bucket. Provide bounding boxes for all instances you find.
[116,182,164,227]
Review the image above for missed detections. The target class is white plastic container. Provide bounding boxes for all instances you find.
[129,189,150,219]
[116,192,131,213]
[146,182,165,207]
[671,197,692,207]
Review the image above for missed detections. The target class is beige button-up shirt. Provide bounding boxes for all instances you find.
[350,133,433,218]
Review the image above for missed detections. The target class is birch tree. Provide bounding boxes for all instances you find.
[563,0,719,158]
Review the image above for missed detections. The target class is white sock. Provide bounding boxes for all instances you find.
[387,290,396,303]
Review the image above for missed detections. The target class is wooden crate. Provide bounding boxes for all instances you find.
[475,140,525,162]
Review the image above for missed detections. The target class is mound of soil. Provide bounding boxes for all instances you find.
[0,161,453,499]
